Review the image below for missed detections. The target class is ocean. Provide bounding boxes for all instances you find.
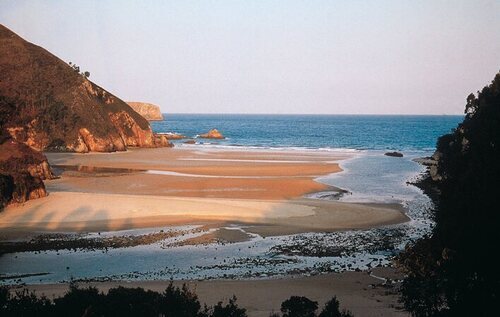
[151,114,463,152]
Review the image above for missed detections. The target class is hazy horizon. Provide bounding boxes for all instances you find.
[1,0,499,115]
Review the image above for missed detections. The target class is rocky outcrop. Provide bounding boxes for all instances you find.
[0,136,55,210]
[0,24,159,153]
[153,134,173,148]
[385,151,403,157]
[159,132,187,140]
[198,129,225,139]
[127,102,164,121]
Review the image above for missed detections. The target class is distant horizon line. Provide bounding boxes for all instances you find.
[159,112,464,116]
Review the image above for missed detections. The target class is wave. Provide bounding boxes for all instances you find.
[175,142,362,153]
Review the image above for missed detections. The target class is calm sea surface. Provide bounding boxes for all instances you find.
[151,114,463,152]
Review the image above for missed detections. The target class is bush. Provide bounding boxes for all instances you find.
[103,286,161,316]
[281,296,318,317]
[160,282,203,317]
[211,296,247,317]
[53,283,104,316]
[2,289,53,317]
[0,284,352,317]
[318,297,353,317]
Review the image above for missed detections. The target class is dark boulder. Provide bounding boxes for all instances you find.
[384,151,403,157]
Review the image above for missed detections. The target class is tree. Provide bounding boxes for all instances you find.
[53,283,104,316]
[399,71,500,316]
[211,296,247,317]
[159,282,202,317]
[280,296,318,317]
[318,297,353,317]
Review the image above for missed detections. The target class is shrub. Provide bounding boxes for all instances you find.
[281,296,318,317]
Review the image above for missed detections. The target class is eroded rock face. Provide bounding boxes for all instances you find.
[0,24,156,153]
[198,129,225,139]
[0,137,55,209]
[127,102,164,121]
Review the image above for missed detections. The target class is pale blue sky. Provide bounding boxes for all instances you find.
[1,0,499,114]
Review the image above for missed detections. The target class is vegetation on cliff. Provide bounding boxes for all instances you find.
[399,71,500,316]
[0,24,157,152]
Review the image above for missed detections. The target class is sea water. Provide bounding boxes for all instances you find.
[151,114,461,151]
[0,115,463,284]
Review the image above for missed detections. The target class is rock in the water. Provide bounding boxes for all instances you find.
[384,151,404,157]
[184,140,196,144]
[127,102,164,121]
[198,129,225,139]
[159,132,187,140]
[153,134,173,148]
[0,24,155,153]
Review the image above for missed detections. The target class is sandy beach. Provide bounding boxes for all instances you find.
[0,147,408,236]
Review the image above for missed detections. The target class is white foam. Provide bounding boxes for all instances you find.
[144,170,310,179]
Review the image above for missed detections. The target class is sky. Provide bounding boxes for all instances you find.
[0,1,499,115]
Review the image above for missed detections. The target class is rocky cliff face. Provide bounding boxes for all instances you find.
[127,102,164,121]
[0,135,55,210]
[0,24,160,153]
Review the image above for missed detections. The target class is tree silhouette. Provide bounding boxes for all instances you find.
[399,71,500,316]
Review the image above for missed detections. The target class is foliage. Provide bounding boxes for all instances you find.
[68,61,90,78]
[0,283,246,317]
[318,297,353,317]
[280,296,318,317]
[160,282,203,317]
[399,71,500,316]
[0,284,353,317]
[274,296,353,317]
[211,296,247,317]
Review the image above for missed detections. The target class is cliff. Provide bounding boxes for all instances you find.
[0,134,55,210]
[127,102,164,121]
[0,24,159,153]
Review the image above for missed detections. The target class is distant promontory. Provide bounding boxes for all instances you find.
[127,102,164,121]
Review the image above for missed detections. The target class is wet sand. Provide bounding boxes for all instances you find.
[0,147,408,236]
